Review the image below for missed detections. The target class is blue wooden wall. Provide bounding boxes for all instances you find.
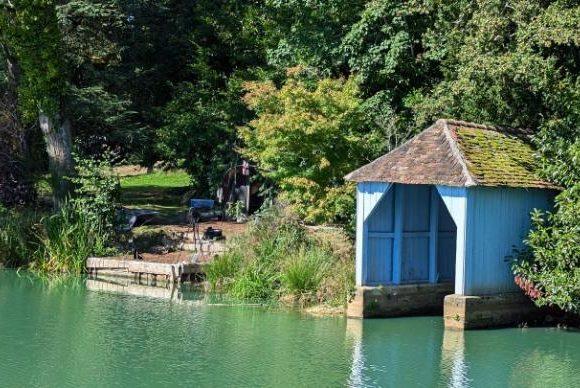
[365,186,394,284]
[358,183,456,286]
[463,187,555,295]
[436,185,555,295]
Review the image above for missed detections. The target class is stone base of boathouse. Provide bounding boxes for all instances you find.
[443,293,539,330]
[347,283,454,318]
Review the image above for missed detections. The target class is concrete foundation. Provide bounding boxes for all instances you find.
[443,293,539,330]
[347,283,454,318]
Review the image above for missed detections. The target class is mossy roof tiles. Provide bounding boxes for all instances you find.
[345,119,558,189]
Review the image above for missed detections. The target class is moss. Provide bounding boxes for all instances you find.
[365,299,379,313]
[455,127,550,188]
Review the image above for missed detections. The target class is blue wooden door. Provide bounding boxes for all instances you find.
[400,185,431,283]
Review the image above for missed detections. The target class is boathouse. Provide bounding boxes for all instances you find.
[346,119,558,328]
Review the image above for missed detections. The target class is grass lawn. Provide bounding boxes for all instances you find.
[120,169,191,216]
[120,170,191,188]
[34,168,192,218]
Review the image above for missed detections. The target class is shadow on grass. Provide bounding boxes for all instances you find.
[121,185,190,215]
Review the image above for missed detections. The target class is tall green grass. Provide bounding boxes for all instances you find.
[205,205,355,307]
[1,155,120,274]
[0,208,38,267]
[0,202,114,275]
[31,203,112,275]
[282,248,331,297]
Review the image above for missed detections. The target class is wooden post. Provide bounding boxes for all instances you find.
[436,185,469,295]
[429,187,439,284]
[392,185,404,284]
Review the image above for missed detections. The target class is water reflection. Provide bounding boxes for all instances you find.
[85,275,269,307]
[347,317,580,388]
[440,329,471,387]
[86,276,184,301]
[83,277,580,387]
[346,319,365,387]
[346,317,444,387]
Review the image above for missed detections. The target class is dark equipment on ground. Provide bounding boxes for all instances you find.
[203,227,223,240]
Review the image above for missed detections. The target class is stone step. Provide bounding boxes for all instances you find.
[179,241,226,253]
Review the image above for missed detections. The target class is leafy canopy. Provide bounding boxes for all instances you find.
[239,68,384,224]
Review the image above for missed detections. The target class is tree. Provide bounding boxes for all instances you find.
[1,0,74,202]
[0,18,34,206]
[156,0,270,194]
[57,0,139,158]
[263,0,365,74]
[239,68,384,224]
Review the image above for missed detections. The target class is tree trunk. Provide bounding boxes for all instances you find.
[39,113,74,204]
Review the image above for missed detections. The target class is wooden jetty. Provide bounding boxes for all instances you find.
[86,256,203,283]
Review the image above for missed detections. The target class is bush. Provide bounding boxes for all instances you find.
[239,69,385,225]
[513,187,580,314]
[26,154,120,275]
[205,204,355,307]
[69,153,120,235]
[0,207,38,267]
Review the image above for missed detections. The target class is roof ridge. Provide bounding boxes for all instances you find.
[439,120,478,186]
[437,118,496,130]
[437,118,534,137]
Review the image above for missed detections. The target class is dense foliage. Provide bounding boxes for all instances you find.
[239,69,384,224]
[0,155,119,273]
[0,0,578,311]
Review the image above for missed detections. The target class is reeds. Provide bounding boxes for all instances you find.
[0,202,113,275]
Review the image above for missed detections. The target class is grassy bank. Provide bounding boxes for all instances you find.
[205,205,354,309]
[1,157,120,274]
[120,169,191,217]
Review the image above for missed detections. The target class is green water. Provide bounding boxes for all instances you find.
[0,271,579,387]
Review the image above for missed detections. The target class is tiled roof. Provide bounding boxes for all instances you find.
[345,119,558,189]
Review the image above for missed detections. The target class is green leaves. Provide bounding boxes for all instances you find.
[68,152,121,234]
[1,0,66,121]
[156,83,240,196]
[239,72,380,224]
[513,187,580,313]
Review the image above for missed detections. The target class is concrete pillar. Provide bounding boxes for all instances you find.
[347,283,454,318]
[443,293,541,330]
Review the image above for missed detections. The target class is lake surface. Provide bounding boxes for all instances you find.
[1,270,579,387]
